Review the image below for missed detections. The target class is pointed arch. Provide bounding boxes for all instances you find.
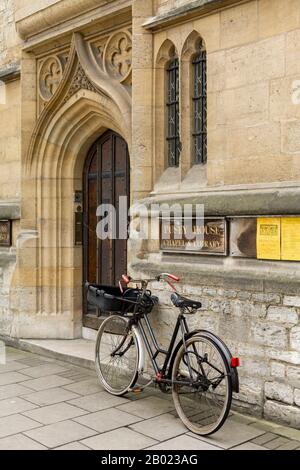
[16,34,132,339]
[180,31,207,183]
[154,39,180,180]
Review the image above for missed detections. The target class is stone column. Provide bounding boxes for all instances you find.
[132,0,154,203]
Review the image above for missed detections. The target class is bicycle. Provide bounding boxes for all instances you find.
[86,273,240,436]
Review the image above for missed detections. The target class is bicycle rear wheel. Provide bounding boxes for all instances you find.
[172,334,232,435]
[95,315,139,396]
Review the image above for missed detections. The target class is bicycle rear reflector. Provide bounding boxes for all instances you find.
[231,357,240,368]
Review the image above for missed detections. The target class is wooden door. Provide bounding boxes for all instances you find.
[83,131,129,327]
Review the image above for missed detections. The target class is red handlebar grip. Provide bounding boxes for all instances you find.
[122,274,131,284]
[168,274,180,282]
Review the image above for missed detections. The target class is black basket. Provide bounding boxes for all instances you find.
[86,283,156,315]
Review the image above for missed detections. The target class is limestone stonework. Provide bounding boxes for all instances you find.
[0,0,300,427]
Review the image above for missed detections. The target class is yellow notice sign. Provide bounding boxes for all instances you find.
[281,218,300,261]
[257,218,281,260]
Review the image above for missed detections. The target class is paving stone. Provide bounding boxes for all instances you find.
[24,420,96,448]
[147,434,222,450]
[63,378,103,396]
[0,372,32,386]
[67,391,128,412]
[82,427,157,450]
[231,443,267,451]
[249,420,281,432]
[0,414,41,438]
[0,361,30,373]
[277,440,300,450]
[189,420,265,449]
[0,397,37,417]
[0,384,34,400]
[264,436,291,449]
[0,433,47,450]
[5,350,35,363]
[23,387,80,406]
[275,426,300,442]
[20,375,73,391]
[251,432,279,446]
[130,413,186,441]
[20,364,70,378]
[17,356,55,367]
[55,442,91,450]
[229,413,258,425]
[23,402,87,425]
[116,396,175,419]
[74,408,142,433]
[57,371,93,382]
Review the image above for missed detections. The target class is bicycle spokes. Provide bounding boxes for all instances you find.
[172,335,232,435]
[95,315,139,396]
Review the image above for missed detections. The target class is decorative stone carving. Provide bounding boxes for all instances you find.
[35,32,132,118]
[103,31,132,84]
[39,56,63,102]
[63,63,97,103]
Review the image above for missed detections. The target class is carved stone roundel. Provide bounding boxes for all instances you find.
[39,56,63,101]
[104,31,132,83]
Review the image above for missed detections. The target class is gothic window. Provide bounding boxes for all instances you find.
[166,57,180,167]
[192,41,207,164]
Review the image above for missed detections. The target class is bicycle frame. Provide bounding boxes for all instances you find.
[119,273,233,389]
[135,312,190,381]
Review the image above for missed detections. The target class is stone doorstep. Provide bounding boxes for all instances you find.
[1,335,300,444]
[0,336,95,370]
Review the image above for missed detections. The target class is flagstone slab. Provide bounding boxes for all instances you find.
[0,433,47,450]
[24,420,96,448]
[74,408,142,433]
[82,427,157,450]
[23,402,87,425]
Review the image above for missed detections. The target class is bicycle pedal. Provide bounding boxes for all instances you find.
[131,387,143,393]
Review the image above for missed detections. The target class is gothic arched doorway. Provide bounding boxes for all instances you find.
[83,130,130,327]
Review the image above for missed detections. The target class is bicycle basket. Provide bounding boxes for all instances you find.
[86,283,157,315]
[87,285,125,312]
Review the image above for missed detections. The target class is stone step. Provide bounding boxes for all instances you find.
[1,336,95,370]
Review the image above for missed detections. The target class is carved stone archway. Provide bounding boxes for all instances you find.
[11,33,132,339]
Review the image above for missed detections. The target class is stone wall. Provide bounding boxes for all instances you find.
[132,260,300,428]
[0,252,17,337]
[0,0,21,68]
[0,1,21,341]
[149,0,300,188]
[0,0,22,200]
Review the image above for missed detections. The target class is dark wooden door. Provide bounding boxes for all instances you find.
[83,131,129,327]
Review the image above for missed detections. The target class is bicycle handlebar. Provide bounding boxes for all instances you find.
[120,273,180,292]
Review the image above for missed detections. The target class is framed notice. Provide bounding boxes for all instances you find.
[281,218,300,261]
[0,220,12,247]
[160,217,227,256]
[257,218,281,260]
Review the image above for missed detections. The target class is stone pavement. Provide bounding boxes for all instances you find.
[0,346,300,450]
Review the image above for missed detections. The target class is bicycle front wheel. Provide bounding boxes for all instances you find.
[95,315,139,396]
[172,334,232,435]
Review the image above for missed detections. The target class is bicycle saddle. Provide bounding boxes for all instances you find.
[170,293,202,310]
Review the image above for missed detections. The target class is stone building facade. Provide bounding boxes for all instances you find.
[0,0,300,427]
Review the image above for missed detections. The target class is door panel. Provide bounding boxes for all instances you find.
[83,131,129,324]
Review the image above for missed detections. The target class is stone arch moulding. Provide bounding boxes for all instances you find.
[181,30,206,61]
[180,30,208,182]
[154,39,179,184]
[13,33,132,340]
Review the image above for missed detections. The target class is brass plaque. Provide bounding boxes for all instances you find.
[160,217,227,255]
[0,220,12,247]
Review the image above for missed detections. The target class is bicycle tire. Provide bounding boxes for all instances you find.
[172,334,232,435]
[95,315,139,396]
